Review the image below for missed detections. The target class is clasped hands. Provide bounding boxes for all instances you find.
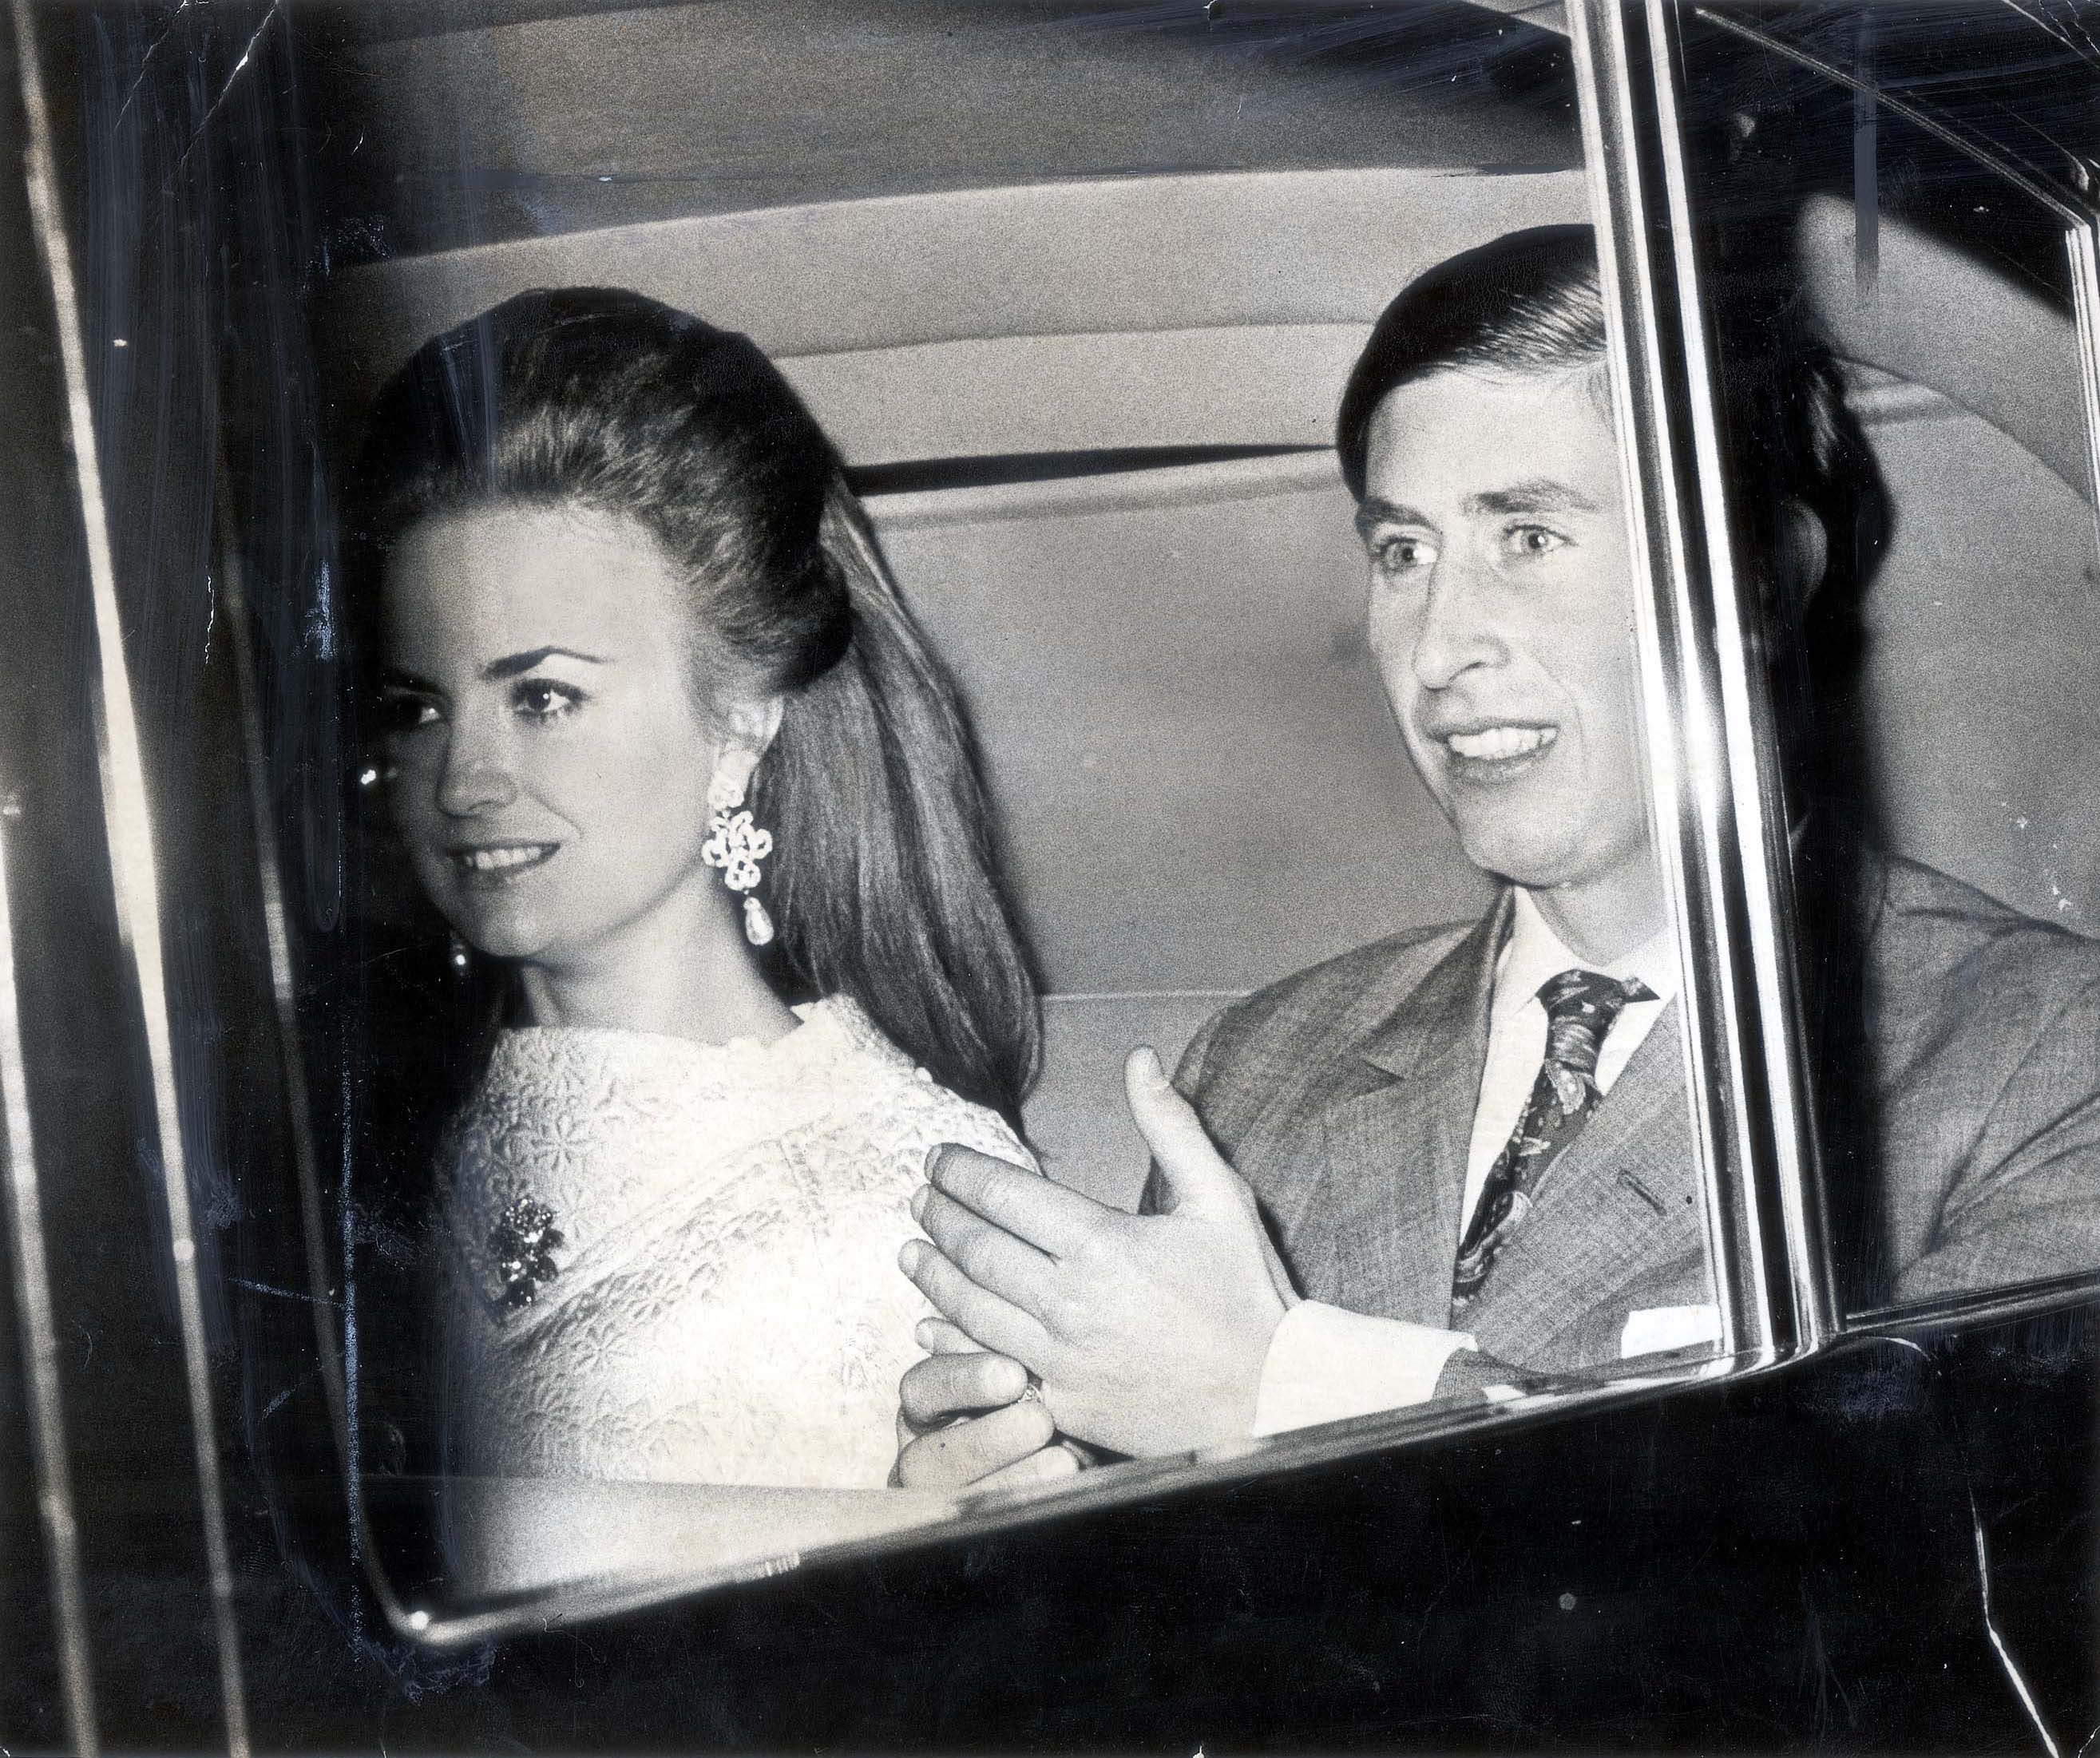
[893,1047,1298,1491]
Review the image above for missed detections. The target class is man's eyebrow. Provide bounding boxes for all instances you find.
[1353,497,1433,538]
[483,646,606,680]
[1466,479,1601,517]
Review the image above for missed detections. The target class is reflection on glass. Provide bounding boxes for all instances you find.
[1678,18,2100,1317]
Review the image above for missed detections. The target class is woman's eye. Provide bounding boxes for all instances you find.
[513,679,584,723]
[1504,524,1570,559]
[376,691,442,734]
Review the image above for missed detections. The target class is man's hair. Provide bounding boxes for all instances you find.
[1336,225,1607,501]
[1336,222,1888,806]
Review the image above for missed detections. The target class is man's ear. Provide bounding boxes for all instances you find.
[1777,497,1829,608]
[711,694,786,799]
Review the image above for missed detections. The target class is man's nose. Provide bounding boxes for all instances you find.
[1409,567,1505,691]
[434,723,519,817]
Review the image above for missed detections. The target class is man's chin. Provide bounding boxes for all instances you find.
[1455,826,1595,896]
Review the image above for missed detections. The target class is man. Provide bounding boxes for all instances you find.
[891,225,2100,1487]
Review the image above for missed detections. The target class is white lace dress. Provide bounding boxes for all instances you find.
[440,996,1030,1493]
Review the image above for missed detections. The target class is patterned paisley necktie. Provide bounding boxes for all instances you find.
[1450,967,1657,1313]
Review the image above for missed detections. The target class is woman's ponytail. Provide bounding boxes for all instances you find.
[755,489,1038,1127]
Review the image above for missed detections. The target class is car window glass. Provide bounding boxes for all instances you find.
[1673,5,2100,1322]
[265,0,1747,1636]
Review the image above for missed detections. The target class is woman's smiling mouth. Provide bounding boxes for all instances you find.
[450,842,559,881]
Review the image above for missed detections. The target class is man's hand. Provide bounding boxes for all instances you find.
[892,1320,1084,1493]
[898,1047,1297,1457]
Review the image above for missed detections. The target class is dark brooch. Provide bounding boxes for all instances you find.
[489,1196,564,1311]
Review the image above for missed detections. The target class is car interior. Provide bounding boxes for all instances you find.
[314,2,2100,1220]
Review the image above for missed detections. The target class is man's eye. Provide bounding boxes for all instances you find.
[1504,524,1570,558]
[513,679,584,723]
[1373,534,1436,574]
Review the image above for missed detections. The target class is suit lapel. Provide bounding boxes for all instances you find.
[1309,895,1509,1325]
[1464,1001,1711,1368]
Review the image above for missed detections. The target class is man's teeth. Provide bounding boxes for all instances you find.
[1445,726,1556,761]
[455,845,553,872]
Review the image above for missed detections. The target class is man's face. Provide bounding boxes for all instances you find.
[1357,365,1654,909]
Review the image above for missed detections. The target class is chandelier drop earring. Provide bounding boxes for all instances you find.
[701,766,775,947]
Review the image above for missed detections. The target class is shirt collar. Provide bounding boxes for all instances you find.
[1492,887,1682,1022]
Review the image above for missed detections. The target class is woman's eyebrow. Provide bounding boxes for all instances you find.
[482,646,607,680]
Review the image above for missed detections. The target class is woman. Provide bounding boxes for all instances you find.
[343,288,1040,1539]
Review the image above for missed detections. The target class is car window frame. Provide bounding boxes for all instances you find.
[20,0,2099,1660]
[333,0,1803,1643]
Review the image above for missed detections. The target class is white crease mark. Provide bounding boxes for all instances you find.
[228,1275,341,1309]
[113,0,198,129]
[1884,1336,2065,1757]
[1970,1504,2061,1757]
[168,1,282,185]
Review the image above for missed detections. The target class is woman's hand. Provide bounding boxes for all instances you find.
[892,1324,1086,1492]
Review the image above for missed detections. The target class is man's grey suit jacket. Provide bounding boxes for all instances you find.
[1175,846,2100,1388]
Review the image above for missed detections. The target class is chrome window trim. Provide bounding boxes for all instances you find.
[1852,1267,2100,1341]
[1639,0,1833,1351]
[12,5,252,1749]
[2070,217,2100,567]
[1567,0,1821,1368]
[397,1347,1761,1649]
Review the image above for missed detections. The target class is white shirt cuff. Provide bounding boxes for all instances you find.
[1250,1301,1477,1438]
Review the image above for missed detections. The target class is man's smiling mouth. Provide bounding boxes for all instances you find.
[1442,724,1559,762]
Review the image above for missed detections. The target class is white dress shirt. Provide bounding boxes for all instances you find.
[1250,892,1682,1438]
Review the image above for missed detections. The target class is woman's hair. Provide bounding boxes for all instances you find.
[343,287,1039,1124]
[1334,223,1889,810]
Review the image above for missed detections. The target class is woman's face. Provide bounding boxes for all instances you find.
[378,501,737,975]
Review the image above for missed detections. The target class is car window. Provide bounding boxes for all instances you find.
[1667,5,2100,1324]
[67,0,1777,1640]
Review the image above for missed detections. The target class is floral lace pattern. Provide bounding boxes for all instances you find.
[441,998,1031,1491]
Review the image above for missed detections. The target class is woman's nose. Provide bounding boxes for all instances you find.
[1409,567,1504,691]
[434,730,519,816]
